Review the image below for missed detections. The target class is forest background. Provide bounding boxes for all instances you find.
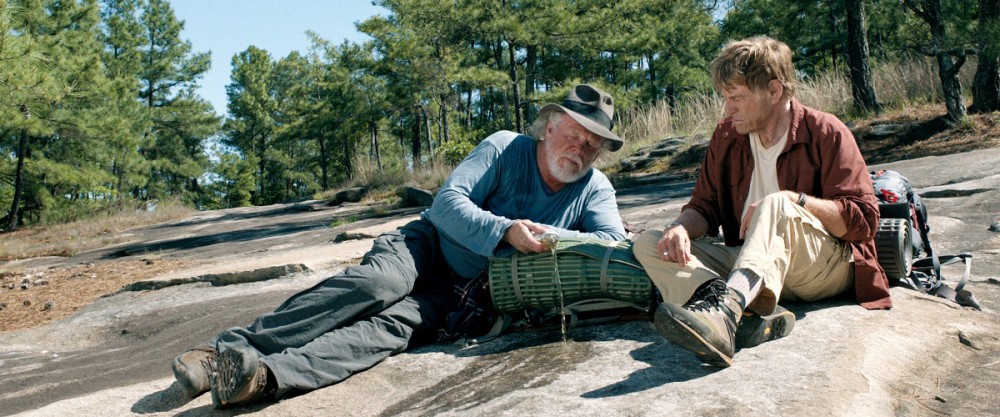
[1,0,998,234]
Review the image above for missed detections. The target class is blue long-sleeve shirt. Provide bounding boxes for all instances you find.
[422,130,626,278]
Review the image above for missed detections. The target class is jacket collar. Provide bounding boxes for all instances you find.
[784,98,805,151]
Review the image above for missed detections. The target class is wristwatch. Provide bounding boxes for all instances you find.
[797,192,808,207]
[665,220,684,231]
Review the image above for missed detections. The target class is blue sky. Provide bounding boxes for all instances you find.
[169,1,387,117]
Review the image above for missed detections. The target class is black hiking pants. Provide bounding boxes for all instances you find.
[213,218,459,395]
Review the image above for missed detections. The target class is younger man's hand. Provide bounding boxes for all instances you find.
[657,223,691,266]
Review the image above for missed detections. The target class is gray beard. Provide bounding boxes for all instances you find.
[547,155,589,184]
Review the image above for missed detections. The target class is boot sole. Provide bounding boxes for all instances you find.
[654,306,733,368]
[735,306,795,350]
[211,347,258,408]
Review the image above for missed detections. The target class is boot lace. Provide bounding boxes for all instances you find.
[195,348,218,374]
[684,279,729,313]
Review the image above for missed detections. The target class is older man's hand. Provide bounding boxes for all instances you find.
[503,220,550,253]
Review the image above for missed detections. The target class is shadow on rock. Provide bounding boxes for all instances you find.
[379,331,597,416]
[580,296,848,399]
[132,385,272,417]
[581,341,715,399]
[174,403,271,417]
[130,381,194,414]
[380,321,716,414]
[779,295,853,317]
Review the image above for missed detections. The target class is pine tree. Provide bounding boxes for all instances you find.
[3,0,119,229]
[139,0,217,201]
[845,0,882,113]
[903,0,976,124]
[223,46,276,205]
[100,0,150,200]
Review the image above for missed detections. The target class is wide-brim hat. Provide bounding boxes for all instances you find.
[538,84,624,152]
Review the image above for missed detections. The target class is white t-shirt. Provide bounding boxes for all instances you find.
[742,128,790,219]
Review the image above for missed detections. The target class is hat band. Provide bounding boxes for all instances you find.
[561,100,614,131]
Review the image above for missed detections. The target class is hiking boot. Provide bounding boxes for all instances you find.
[210,347,275,408]
[653,279,741,367]
[735,305,796,350]
[171,347,218,397]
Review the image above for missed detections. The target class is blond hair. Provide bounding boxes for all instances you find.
[711,36,796,100]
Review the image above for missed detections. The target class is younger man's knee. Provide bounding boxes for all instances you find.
[753,192,801,221]
[759,192,793,210]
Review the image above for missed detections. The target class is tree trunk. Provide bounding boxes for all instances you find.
[343,130,352,181]
[845,0,881,113]
[906,0,968,123]
[936,51,968,124]
[466,90,473,128]
[971,0,1000,113]
[647,52,658,102]
[4,129,28,232]
[371,120,382,172]
[114,159,124,200]
[494,40,511,130]
[256,135,267,205]
[937,53,968,124]
[524,45,538,122]
[411,108,422,168]
[829,6,840,73]
[5,105,32,232]
[315,88,329,189]
[421,105,434,158]
[440,94,451,144]
[507,39,523,133]
[319,128,329,190]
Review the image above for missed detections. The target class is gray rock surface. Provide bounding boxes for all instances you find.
[1,147,999,417]
[396,186,435,208]
[331,187,369,205]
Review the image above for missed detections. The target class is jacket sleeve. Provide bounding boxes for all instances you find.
[818,118,879,244]
[427,135,514,258]
[682,126,725,236]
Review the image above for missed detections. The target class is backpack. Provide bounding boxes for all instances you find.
[870,170,979,309]
[439,237,655,347]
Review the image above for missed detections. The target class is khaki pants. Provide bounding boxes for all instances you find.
[634,193,854,315]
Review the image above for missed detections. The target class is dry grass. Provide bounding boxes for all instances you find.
[800,58,978,116]
[605,58,983,173]
[318,155,456,203]
[0,201,192,261]
[797,70,854,114]
[603,93,722,170]
[0,258,201,332]
[858,106,1000,164]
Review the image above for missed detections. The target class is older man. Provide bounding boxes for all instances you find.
[171,84,628,408]
[634,36,889,368]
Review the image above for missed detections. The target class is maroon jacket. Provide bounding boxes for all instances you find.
[684,99,892,309]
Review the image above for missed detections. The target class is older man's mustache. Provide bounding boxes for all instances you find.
[559,153,585,170]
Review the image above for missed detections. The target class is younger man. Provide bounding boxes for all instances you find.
[634,36,890,367]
